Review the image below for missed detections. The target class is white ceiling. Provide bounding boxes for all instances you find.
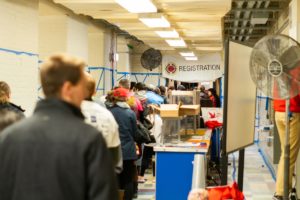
[53,0,231,53]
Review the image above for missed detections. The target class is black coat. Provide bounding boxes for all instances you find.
[0,102,25,117]
[0,98,118,200]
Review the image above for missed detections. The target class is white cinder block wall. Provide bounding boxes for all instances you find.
[66,17,88,61]
[39,0,114,96]
[117,36,130,73]
[0,0,39,116]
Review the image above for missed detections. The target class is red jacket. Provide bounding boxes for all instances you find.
[273,95,300,112]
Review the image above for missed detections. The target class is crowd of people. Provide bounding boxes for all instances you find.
[0,53,221,200]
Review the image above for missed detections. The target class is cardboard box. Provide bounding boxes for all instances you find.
[158,104,179,118]
[179,105,200,116]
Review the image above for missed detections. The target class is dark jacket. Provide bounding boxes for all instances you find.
[0,102,25,117]
[109,105,137,160]
[0,98,118,200]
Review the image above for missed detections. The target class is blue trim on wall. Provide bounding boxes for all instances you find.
[142,74,148,83]
[117,71,162,76]
[258,145,276,181]
[134,74,138,82]
[96,70,104,92]
[0,47,38,57]
[257,96,268,99]
[265,97,269,110]
[88,66,113,71]
[117,74,126,82]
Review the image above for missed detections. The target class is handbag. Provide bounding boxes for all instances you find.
[135,121,151,144]
[207,182,244,200]
[142,117,153,130]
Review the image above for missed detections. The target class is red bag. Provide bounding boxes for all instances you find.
[205,120,223,129]
[207,182,244,200]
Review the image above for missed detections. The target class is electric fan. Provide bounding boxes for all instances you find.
[141,48,162,71]
[249,34,300,200]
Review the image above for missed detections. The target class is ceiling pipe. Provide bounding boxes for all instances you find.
[232,1,244,40]
[243,0,263,41]
[238,1,256,41]
[245,0,270,41]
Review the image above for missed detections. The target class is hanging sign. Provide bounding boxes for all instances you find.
[162,53,224,82]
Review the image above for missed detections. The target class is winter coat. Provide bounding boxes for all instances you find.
[0,102,25,117]
[0,98,118,200]
[109,104,138,160]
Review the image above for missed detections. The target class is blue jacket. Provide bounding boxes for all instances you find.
[146,91,164,105]
[109,105,137,160]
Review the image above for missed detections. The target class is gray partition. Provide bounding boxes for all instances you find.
[224,41,256,154]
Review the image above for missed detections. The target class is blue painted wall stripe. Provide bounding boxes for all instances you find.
[258,145,276,181]
[0,47,38,57]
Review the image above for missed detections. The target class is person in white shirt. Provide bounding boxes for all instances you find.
[81,72,122,173]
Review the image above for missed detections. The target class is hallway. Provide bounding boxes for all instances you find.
[135,144,276,200]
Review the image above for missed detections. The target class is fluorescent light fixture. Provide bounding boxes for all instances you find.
[115,53,119,62]
[180,52,195,57]
[155,30,179,38]
[115,0,157,13]
[139,13,170,28]
[196,46,223,51]
[165,39,186,47]
[185,57,198,61]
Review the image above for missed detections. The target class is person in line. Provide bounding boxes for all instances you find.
[139,105,163,182]
[167,86,175,101]
[81,72,122,174]
[159,85,168,104]
[119,79,143,119]
[0,109,23,132]
[208,88,220,107]
[0,54,118,200]
[273,94,300,200]
[135,82,147,105]
[109,87,138,200]
[118,79,143,198]
[145,84,164,105]
[0,81,25,116]
[199,85,209,99]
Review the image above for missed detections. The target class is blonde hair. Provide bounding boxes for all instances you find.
[85,72,96,99]
[0,81,10,103]
[40,53,86,98]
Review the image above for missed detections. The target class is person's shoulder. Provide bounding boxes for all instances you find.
[0,116,34,142]
[125,108,136,117]
[82,100,103,110]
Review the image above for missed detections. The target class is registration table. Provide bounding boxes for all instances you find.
[154,129,212,200]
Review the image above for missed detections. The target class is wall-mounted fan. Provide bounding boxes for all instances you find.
[249,34,300,200]
[140,48,162,71]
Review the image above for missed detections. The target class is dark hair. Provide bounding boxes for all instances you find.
[159,86,166,95]
[200,85,205,92]
[0,110,23,132]
[0,81,10,103]
[208,88,220,107]
[40,54,85,98]
[177,85,186,91]
[119,79,130,89]
[208,88,217,96]
[154,87,161,95]
[130,82,136,90]
[135,82,145,91]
